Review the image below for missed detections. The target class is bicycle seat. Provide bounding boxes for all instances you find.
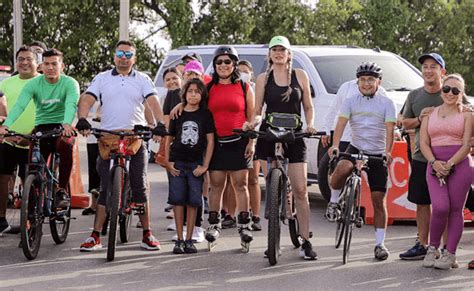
[266,128,295,144]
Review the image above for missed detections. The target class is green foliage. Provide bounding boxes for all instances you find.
[0,0,472,94]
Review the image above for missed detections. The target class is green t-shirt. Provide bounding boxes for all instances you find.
[4,74,80,127]
[402,86,443,162]
[0,75,36,135]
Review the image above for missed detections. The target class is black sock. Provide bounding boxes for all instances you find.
[143,229,150,236]
[92,230,100,237]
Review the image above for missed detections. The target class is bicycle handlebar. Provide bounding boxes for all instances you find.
[2,128,64,140]
[232,128,326,140]
[91,127,152,140]
[336,151,386,163]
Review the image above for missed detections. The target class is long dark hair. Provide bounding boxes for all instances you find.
[181,78,208,109]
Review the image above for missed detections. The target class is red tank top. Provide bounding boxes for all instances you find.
[208,82,247,137]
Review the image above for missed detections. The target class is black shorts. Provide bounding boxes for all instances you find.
[256,128,307,163]
[0,143,29,179]
[209,137,252,171]
[343,144,388,193]
[407,159,430,205]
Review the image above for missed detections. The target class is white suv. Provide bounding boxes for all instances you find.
[154,45,423,182]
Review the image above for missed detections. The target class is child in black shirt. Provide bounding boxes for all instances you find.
[166,79,215,254]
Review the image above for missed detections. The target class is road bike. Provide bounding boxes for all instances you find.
[4,129,72,260]
[333,151,385,264]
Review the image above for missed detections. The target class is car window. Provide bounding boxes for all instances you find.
[207,54,267,79]
[311,55,422,94]
[155,54,214,87]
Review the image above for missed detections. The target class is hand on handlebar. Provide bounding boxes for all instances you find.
[328,146,339,159]
[75,118,92,136]
[62,124,76,137]
[305,125,316,135]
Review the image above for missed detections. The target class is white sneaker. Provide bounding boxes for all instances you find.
[423,246,438,268]
[167,221,176,231]
[192,226,205,243]
[434,250,457,270]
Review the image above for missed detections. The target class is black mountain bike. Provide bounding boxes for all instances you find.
[4,129,72,260]
[333,151,385,264]
[235,126,324,266]
[91,127,151,261]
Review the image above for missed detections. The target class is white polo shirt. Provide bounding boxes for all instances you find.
[86,68,157,130]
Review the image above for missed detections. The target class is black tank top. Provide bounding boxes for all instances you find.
[264,70,303,117]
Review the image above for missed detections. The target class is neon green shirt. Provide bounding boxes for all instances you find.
[4,74,80,127]
[0,75,36,135]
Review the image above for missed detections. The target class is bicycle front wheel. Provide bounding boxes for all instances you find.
[267,169,283,266]
[50,206,71,244]
[342,181,357,264]
[107,166,123,261]
[288,194,300,248]
[20,174,43,260]
[119,176,132,243]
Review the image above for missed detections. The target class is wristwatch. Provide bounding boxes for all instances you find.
[429,158,436,166]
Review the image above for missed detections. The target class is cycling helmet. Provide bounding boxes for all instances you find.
[356,62,383,79]
[213,45,239,63]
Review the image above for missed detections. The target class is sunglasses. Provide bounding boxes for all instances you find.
[442,85,461,95]
[215,59,232,65]
[115,50,134,59]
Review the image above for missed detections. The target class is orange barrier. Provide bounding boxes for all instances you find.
[361,141,472,225]
[70,142,90,209]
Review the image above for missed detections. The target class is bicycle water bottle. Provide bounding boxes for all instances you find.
[31,149,41,163]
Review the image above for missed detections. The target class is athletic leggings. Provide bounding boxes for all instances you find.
[427,145,473,254]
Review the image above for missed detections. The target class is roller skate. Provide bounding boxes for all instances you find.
[205,211,221,251]
[238,211,253,253]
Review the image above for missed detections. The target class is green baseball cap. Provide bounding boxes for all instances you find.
[269,36,291,50]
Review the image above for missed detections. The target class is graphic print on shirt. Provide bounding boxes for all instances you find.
[181,121,199,146]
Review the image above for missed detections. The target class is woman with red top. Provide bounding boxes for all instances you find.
[204,46,256,250]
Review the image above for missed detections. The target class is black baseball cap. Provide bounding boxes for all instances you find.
[418,53,445,69]
[181,52,202,63]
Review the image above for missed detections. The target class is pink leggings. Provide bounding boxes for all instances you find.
[427,145,473,254]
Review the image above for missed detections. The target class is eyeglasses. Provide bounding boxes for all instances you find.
[215,59,232,65]
[115,50,134,59]
[442,85,461,95]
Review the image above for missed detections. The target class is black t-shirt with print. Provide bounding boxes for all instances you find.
[169,108,215,163]
[163,89,182,115]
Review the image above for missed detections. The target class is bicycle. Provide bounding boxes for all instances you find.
[3,128,72,260]
[91,126,151,261]
[234,126,324,265]
[332,151,385,264]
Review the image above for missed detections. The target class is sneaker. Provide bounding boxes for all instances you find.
[423,246,438,268]
[299,240,318,260]
[167,221,176,231]
[434,250,457,270]
[81,208,96,215]
[399,242,427,260]
[54,188,70,209]
[251,216,262,231]
[0,219,11,236]
[221,215,237,229]
[184,239,197,253]
[374,244,390,261]
[440,248,459,268]
[192,226,205,243]
[325,202,340,222]
[264,249,282,258]
[80,233,102,252]
[164,205,173,212]
[141,231,161,250]
[173,240,185,254]
[468,260,474,270]
[166,210,174,220]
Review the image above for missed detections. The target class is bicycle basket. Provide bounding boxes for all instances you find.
[266,113,301,130]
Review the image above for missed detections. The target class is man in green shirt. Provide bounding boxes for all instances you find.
[0,46,39,234]
[0,48,80,210]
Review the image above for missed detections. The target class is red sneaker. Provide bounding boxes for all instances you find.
[141,230,161,251]
[80,233,102,252]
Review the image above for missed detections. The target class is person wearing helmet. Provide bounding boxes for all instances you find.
[204,45,256,251]
[251,36,318,260]
[328,62,397,261]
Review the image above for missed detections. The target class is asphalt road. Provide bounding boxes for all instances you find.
[1,138,474,290]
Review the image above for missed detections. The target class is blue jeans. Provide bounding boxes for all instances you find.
[168,161,204,207]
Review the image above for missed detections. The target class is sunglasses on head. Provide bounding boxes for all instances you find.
[442,85,461,95]
[115,50,134,59]
[215,59,232,65]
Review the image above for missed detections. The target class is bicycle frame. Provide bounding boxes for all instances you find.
[107,138,131,213]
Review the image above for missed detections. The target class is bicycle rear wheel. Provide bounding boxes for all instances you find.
[119,177,132,243]
[288,194,300,248]
[20,174,43,260]
[342,181,357,264]
[267,169,282,266]
[107,166,123,261]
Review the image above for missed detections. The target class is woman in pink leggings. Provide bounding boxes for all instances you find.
[420,74,473,270]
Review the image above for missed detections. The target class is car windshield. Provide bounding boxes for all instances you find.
[206,54,267,80]
[310,55,423,94]
[155,54,214,87]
